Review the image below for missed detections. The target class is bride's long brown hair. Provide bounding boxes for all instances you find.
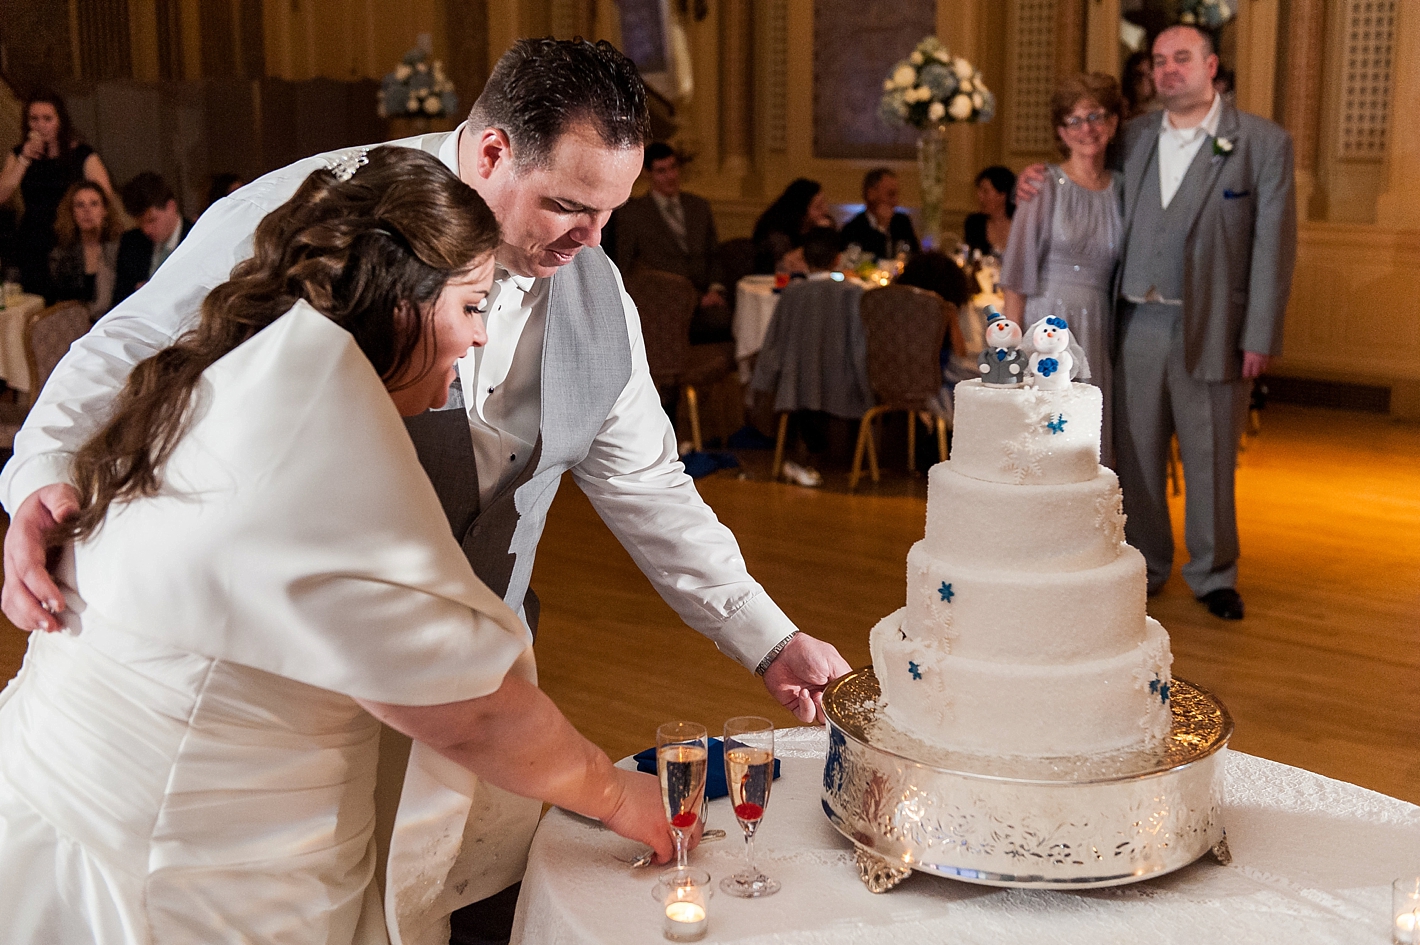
[64,146,499,541]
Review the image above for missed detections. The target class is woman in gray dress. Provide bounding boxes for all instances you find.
[1000,72,1123,460]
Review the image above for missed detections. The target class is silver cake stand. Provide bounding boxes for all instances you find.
[821,668,1233,891]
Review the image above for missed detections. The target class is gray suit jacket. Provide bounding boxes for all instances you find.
[1118,101,1297,382]
[615,191,722,293]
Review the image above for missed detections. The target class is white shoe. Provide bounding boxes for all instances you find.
[781,460,823,487]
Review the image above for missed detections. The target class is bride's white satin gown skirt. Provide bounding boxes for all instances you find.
[0,624,391,944]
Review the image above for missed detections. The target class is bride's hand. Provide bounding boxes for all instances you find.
[601,769,677,864]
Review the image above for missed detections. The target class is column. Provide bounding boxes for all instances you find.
[1281,0,1325,220]
[1376,2,1420,229]
[718,0,753,179]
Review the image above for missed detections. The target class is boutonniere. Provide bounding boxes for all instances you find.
[1212,136,1234,158]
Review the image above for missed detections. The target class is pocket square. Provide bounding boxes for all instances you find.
[1223,189,1251,200]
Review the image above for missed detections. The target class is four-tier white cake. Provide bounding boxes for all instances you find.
[869,378,1173,758]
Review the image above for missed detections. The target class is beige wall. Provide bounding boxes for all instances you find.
[263,0,450,82]
[102,0,1416,407]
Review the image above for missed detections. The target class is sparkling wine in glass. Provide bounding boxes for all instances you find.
[655,721,709,892]
[720,716,779,897]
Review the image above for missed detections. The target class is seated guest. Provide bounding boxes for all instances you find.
[839,168,919,260]
[896,250,973,407]
[963,165,1015,256]
[750,227,871,486]
[751,178,835,274]
[616,142,731,343]
[48,181,122,321]
[114,172,193,304]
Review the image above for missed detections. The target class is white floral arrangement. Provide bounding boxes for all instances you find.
[378,48,458,119]
[1177,0,1235,30]
[879,37,995,131]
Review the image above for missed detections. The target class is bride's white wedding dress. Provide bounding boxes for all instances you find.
[0,302,541,945]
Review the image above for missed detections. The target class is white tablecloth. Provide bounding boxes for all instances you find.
[733,275,779,382]
[510,726,1420,944]
[0,293,45,392]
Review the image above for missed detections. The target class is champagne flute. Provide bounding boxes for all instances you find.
[720,716,780,897]
[655,721,709,893]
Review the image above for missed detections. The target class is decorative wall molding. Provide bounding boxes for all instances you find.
[1337,0,1396,160]
[1007,0,1056,155]
[764,0,788,153]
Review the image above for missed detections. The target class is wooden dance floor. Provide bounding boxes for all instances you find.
[1,403,1416,804]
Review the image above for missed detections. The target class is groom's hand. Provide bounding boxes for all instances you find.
[762,633,852,724]
[2,483,80,632]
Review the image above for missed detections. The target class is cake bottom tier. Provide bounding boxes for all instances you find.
[869,610,1173,757]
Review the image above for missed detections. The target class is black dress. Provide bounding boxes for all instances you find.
[12,142,93,300]
[962,212,1005,256]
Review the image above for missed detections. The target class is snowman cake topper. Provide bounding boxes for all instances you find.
[1024,314,1090,390]
[977,309,1026,388]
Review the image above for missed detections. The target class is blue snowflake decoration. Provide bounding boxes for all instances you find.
[1046,414,1068,434]
[908,661,922,681]
[1149,676,1171,705]
[1037,357,1059,378]
[938,581,954,603]
[1045,315,1069,330]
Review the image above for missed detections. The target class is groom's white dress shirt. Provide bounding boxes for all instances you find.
[0,124,796,672]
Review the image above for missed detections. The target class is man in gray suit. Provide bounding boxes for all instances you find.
[614,142,731,343]
[1113,24,1296,619]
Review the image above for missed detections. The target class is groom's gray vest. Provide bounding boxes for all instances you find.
[1119,144,1212,304]
[402,248,632,627]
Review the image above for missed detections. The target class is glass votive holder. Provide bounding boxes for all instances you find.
[662,873,710,942]
[1394,878,1420,945]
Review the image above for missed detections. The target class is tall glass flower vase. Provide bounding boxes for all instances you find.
[916,124,949,251]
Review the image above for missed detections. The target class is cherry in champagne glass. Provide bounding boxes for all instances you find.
[655,721,709,894]
[720,716,779,897]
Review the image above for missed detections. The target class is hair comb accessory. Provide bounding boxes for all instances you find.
[1045,315,1069,329]
[328,147,371,182]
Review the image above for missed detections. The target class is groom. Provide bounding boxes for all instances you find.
[1,38,849,943]
[1020,24,1295,620]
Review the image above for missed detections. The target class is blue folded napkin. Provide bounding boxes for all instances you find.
[634,737,781,800]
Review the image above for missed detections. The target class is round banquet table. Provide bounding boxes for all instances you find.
[732,274,779,383]
[509,726,1420,944]
[0,293,46,392]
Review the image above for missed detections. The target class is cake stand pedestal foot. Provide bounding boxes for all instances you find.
[854,848,912,893]
[1210,832,1232,865]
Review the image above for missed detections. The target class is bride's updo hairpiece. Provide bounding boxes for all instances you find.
[327,147,371,183]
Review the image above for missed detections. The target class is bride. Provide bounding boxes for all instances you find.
[0,147,671,944]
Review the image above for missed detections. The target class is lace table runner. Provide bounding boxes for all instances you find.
[511,727,1420,944]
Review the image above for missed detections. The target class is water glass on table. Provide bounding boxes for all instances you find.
[654,721,710,895]
[720,716,780,898]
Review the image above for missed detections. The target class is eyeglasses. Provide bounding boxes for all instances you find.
[1061,111,1110,129]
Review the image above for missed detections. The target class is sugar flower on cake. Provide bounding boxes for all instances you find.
[878,36,995,130]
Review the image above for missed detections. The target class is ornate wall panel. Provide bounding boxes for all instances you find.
[764,0,789,153]
[75,0,132,80]
[1337,0,1396,160]
[1007,0,1056,155]
[811,0,936,160]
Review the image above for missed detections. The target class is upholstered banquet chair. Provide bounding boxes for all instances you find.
[0,300,92,452]
[624,266,735,452]
[850,284,952,490]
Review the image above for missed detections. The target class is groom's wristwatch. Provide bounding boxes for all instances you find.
[755,631,800,676]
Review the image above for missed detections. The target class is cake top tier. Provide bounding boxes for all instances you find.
[948,379,1102,485]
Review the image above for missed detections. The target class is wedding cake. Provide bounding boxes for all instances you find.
[868,378,1173,758]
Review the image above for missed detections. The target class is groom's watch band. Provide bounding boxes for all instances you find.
[755,631,799,676]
